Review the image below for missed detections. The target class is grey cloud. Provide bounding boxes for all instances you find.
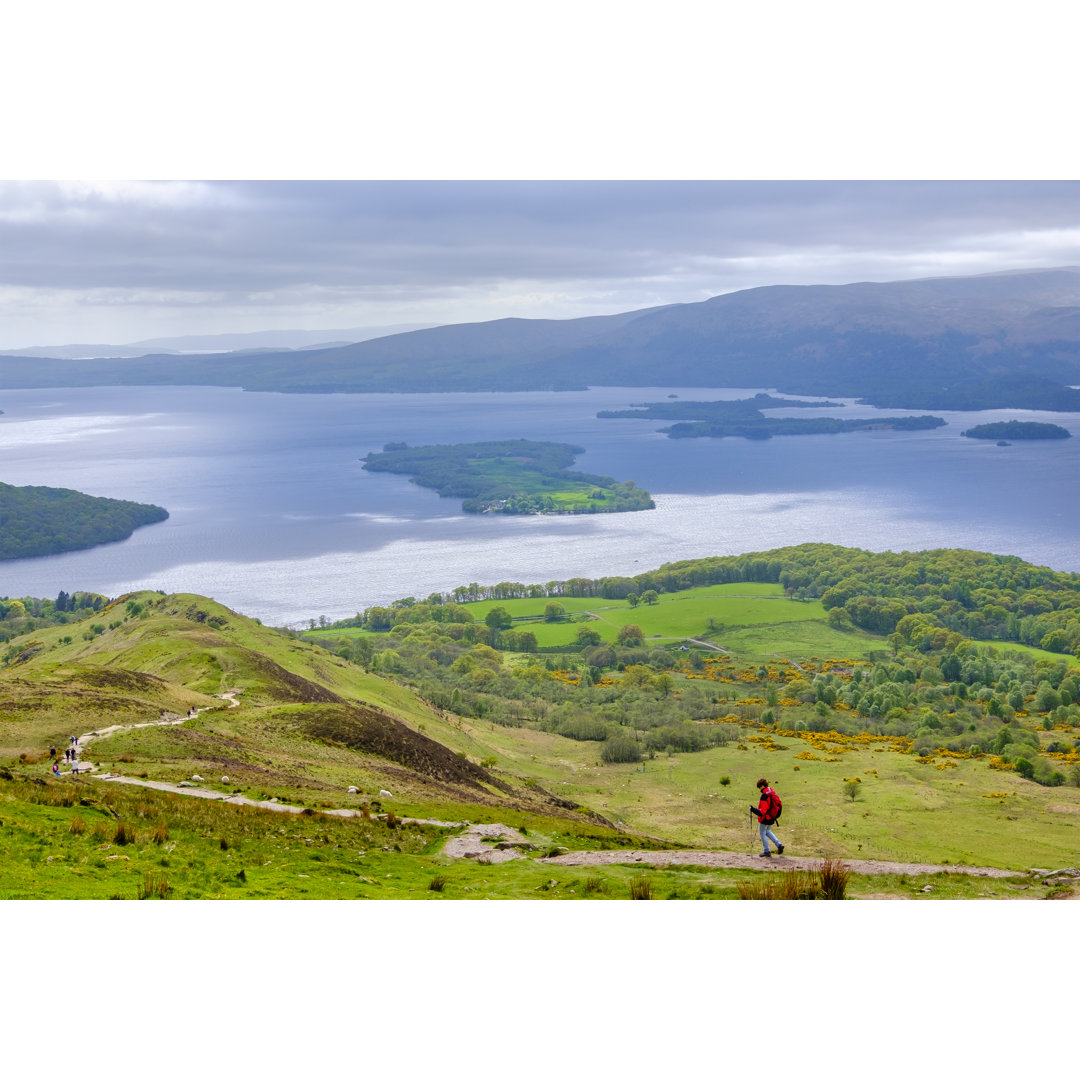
[2,181,1079,343]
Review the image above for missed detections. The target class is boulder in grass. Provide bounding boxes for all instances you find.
[348,786,359,794]
[379,789,393,798]
[192,775,203,782]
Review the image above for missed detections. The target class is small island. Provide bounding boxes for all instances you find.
[599,394,945,439]
[0,482,169,560]
[961,420,1071,441]
[362,439,654,514]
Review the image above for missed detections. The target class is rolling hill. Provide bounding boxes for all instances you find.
[0,591,598,825]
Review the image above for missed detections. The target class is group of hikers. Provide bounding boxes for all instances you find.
[49,736,80,778]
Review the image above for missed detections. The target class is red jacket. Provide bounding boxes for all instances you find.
[756,787,780,825]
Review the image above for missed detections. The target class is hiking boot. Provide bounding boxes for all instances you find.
[776,844,785,855]
[759,851,772,857]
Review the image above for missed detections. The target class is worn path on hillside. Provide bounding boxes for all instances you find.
[64,691,240,777]
[536,847,1023,878]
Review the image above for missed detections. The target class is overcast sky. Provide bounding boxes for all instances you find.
[1,180,1079,349]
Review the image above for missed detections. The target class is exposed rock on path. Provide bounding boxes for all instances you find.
[441,823,534,863]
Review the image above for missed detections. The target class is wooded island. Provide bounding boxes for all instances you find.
[961,420,1071,440]
[362,439,654,514]
[599,394,947,439]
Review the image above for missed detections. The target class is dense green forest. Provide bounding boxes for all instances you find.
[0,482,168,561]
[961,420,1071,440]
[361,440,654,514]
[599,396,946,439]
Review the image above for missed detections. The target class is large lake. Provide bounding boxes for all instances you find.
[1,385,1078,626]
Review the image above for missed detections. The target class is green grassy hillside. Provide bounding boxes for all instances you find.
[4,559,1080,899]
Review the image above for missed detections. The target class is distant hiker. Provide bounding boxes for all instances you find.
[52,762,60,778]
[49,745,56,759]
[64,748,70,763]
[751,777,784,858]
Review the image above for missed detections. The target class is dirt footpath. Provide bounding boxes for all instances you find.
[538,848,1020,878]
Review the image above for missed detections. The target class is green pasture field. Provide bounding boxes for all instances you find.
[714,621,882,661]
[975,640,1080,669]
[306,582,883,659]
[466,581,787,623]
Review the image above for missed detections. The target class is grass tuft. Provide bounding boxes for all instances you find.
[818,858,850,900]
[114,821,136,845]
[629,874,652,900]
[137,872,172,899]
[68,815,87,835]
[737,869,821,900]
[428,875,448,892]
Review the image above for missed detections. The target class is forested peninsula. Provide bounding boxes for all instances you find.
[961,421,1071,440]
[599,395,946,439]
[362,439,654,514]
[0,482,168,560]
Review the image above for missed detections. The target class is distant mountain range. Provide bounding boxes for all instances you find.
[2,269,1080,409]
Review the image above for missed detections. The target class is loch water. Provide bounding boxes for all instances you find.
[1,385,1078,625]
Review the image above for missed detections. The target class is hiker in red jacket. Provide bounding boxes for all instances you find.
[751,777,784,858]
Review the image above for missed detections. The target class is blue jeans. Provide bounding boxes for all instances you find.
[759,821,781,853]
